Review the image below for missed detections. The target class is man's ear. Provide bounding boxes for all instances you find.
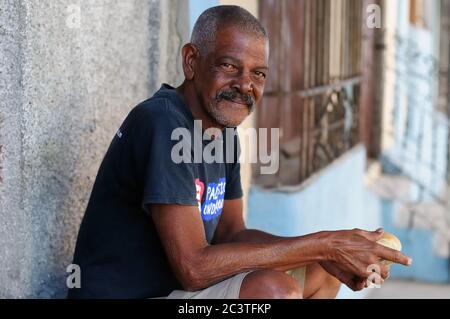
[181,43,200,81]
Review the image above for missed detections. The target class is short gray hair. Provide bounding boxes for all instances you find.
[191,5,268,56]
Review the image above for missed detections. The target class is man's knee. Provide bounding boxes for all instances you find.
[312,270,341,299]
[303,263,341,299]
[324,274,341,297]
[239,270,303,299]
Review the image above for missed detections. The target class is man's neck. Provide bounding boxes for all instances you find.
[175,82,225,131]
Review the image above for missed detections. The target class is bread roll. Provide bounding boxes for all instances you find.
[376,232,402,265]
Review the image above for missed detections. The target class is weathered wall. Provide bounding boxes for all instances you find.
[0,0,188,298]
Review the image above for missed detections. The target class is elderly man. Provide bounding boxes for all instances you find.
[68,5,411,299]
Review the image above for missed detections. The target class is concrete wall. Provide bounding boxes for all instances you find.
[0,0,188,298]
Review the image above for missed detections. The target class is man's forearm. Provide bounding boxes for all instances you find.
[187,231,330,291]
[227,230,325,273]
[229,228,284,243]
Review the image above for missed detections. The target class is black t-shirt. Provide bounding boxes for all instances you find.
[68,84,243,299]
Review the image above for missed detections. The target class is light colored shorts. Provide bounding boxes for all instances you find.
[165,267,306,299]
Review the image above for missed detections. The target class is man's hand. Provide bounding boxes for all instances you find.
[319,261,367,291]
[324,228,412,282]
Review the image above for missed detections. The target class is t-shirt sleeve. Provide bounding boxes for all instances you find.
[224,130,243,200]
[224,162,243,200]
[137,101,197,212]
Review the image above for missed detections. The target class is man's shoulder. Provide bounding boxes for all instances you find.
[133,95,170,117]
[131,95,190,129]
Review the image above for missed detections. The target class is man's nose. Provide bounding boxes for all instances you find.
[232,72,253,94]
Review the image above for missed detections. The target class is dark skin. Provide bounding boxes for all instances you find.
[149,26,412,298]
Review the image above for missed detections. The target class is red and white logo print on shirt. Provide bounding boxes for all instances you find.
[195,178,204,213]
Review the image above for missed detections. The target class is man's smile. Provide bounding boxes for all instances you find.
[226,99,249,106]
[219,99,251,111]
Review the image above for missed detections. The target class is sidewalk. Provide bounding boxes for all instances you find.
[366,280,450,299]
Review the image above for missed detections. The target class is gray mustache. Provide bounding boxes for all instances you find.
[216,90,255,108]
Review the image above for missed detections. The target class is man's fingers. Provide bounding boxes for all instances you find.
[336,272,363,291]
[379,264,390,280]
[368,259,390,279]
[337,259,372,278]
[356,228,384,242]
[347,277,366,291]
[325,262,350,283]
[376,245,413,266]
[323,262,365,292]
[353,262,374,278]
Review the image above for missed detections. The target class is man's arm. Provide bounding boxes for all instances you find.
[149,202,330,291]
[149,200,411,292]
[212,199,367,291]
[211,198,412,290]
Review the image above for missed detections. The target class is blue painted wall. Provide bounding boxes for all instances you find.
[380,200,450,283]
[189,0,219,34]
[246,146,382,298]
[247,146,380,235]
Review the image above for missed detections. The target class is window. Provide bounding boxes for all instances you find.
[409,0,431,30]
[254,0,364,187]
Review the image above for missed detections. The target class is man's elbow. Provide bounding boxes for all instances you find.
[180,277,204,292]
[176,256,208,291]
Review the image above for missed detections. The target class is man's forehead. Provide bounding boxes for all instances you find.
[209,27,269,63]
[214,25,268,45]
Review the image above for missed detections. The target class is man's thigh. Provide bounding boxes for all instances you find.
[165,272,251,299]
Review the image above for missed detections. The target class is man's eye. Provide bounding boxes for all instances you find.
[221,63,236,71]
[255,71,266,79]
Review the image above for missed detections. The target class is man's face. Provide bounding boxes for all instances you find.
[193,26,269,127]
